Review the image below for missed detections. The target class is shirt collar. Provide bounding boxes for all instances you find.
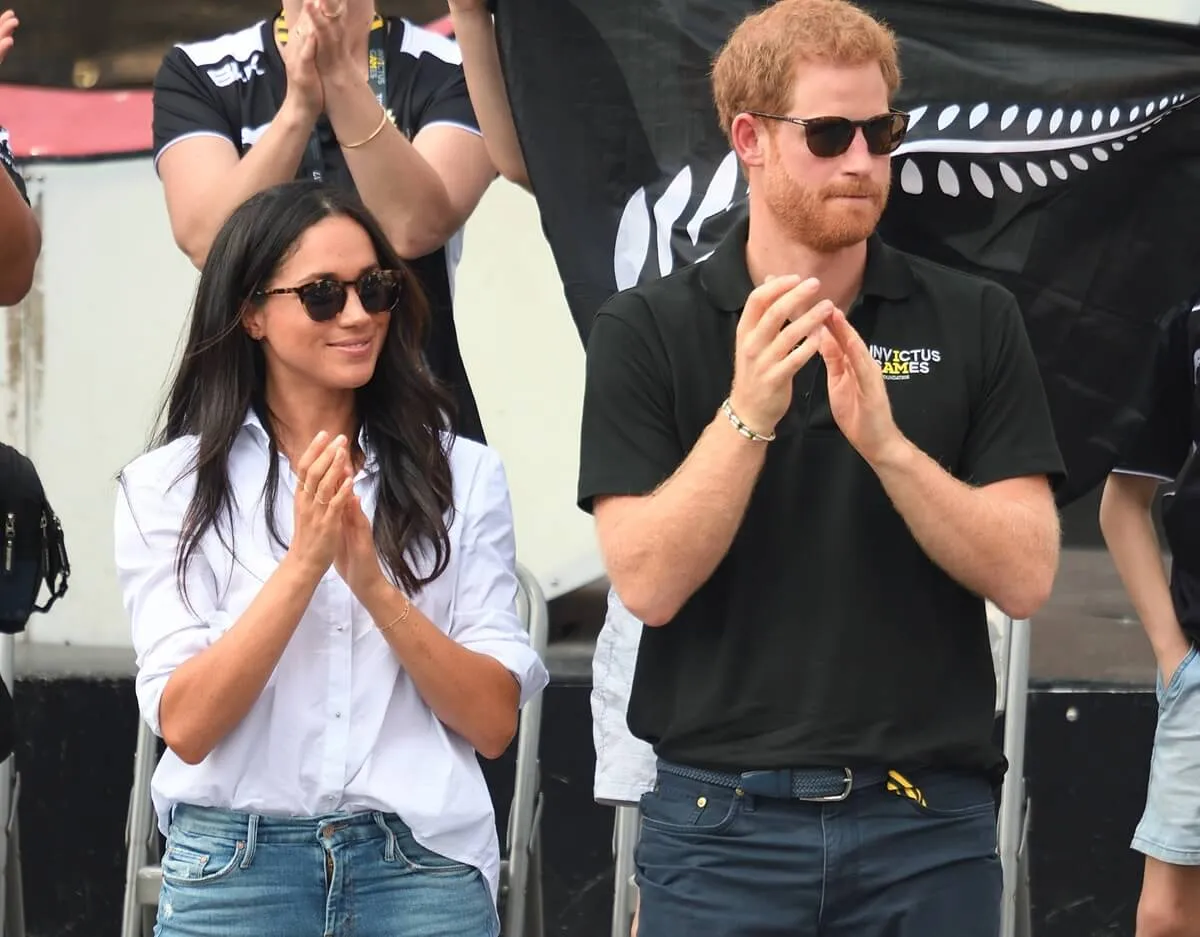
[241,407,379,475]
[699,211,915,314]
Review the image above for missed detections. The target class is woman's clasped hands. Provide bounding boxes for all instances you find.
[281,0,369,123]
[289,430,385,598]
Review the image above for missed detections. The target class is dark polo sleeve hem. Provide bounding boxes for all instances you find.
[956,284,1066,492]
[1109,466,1178,484]
[962,451,1067,491]
[577,298,683,516]
[1110,301,1193,485]
[577,476,674,516]
[152,46,236,166]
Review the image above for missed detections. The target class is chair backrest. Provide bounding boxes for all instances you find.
[988,601,1011,716]
[514,562,550,658]
[502,561,549,937]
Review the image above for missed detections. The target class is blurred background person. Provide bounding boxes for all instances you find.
[0,8,40,306]
[151,0,496,442]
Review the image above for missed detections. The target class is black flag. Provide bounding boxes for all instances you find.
[495,0,1200,505]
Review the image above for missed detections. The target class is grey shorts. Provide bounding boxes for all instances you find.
[1133,643,1200,865]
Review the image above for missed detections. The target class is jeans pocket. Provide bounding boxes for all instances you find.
[1158,644,1198,709]
[892,772,998,820]
[160,832,246,887]
[387,824,475,876]
[638,775,743,836]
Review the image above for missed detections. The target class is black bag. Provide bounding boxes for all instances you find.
[0,442,69,632]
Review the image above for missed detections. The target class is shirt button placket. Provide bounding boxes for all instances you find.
[321,587,354,802]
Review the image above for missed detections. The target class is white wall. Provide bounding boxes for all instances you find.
[1050,0,1199,20]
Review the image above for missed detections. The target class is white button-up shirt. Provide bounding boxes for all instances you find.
[113,411,549,901]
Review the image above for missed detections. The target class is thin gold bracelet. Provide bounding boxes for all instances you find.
[378,595,411,634]
[341,106,389,150]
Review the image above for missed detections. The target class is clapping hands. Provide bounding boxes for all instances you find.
[288,431,384,599]
[0,10,20,68]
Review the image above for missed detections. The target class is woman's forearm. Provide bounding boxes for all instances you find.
[362,580,520,759]
[158,554,323,764]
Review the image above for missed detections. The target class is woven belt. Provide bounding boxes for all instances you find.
[658,760,888,802]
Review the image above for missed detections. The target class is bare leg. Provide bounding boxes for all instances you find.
[1136,858,1200,937]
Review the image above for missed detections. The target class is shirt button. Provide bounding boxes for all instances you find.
[335,712,342,718]
[336,625,344,632]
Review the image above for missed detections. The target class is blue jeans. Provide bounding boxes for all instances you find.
[154,804,499,937]
[1133,643,1200,865]
[635,766,1002,937]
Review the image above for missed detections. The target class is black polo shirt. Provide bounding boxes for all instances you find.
[1114,296,1200,644]
[578,215,1065,777]
[151,17,485,443]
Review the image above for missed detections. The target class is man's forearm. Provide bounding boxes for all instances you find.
[178,102,313,268]
[600,413,767,626]
[449,7,529,188]
[872,437,1059,620]
[0,173,38,305]
[323,75,456,258]
[158,553,321,764]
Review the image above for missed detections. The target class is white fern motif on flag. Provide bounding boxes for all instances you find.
[614,151,743,290]
[611,92,1195,288]
[897,93,1194,198]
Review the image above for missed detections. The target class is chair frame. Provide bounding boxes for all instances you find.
[0,635,25,937]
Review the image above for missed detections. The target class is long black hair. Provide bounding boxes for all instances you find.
[152,180,456,600]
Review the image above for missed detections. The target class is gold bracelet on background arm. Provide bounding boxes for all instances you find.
[340,105,389,150]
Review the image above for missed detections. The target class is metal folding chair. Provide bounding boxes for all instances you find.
[609,803,640,937]
[607,610,1035,937]
[502,562,548,937]
[120,561,548,937]
[995,614,1035,937]
[0,635,25,937]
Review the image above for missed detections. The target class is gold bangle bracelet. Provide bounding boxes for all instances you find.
[341,107,389,150]
[378,596,411,634]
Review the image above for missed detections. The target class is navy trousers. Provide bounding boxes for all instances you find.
[634,766,1002,937]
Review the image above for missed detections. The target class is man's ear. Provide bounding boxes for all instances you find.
[730,113,769,169]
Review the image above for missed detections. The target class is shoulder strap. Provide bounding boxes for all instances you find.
[31,502,68,615]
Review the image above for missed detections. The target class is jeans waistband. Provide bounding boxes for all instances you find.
[169,803,405,845]
[657,760,889,802]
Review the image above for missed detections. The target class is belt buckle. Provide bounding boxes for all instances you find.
[805,767,854,803]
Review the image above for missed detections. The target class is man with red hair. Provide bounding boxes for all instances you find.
[576,1,1065,933]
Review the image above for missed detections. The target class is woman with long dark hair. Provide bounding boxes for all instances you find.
[114,179,547,937]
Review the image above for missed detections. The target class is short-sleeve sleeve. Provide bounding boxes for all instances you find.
[957,285,1067,489]
[577,296,685,513]
[450,448,548,708]
[152,46,238,167]
[0,128,27,204]
[114,454,227,737]
[399,25,482,137]
[1114,301,1194,482]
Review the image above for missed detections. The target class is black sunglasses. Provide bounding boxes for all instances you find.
[747,110,910,158]
[255,269,403,322]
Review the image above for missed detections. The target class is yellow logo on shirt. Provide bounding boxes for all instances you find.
[869,344,942,380]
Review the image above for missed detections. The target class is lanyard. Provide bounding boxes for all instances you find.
[274,11,388,182]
